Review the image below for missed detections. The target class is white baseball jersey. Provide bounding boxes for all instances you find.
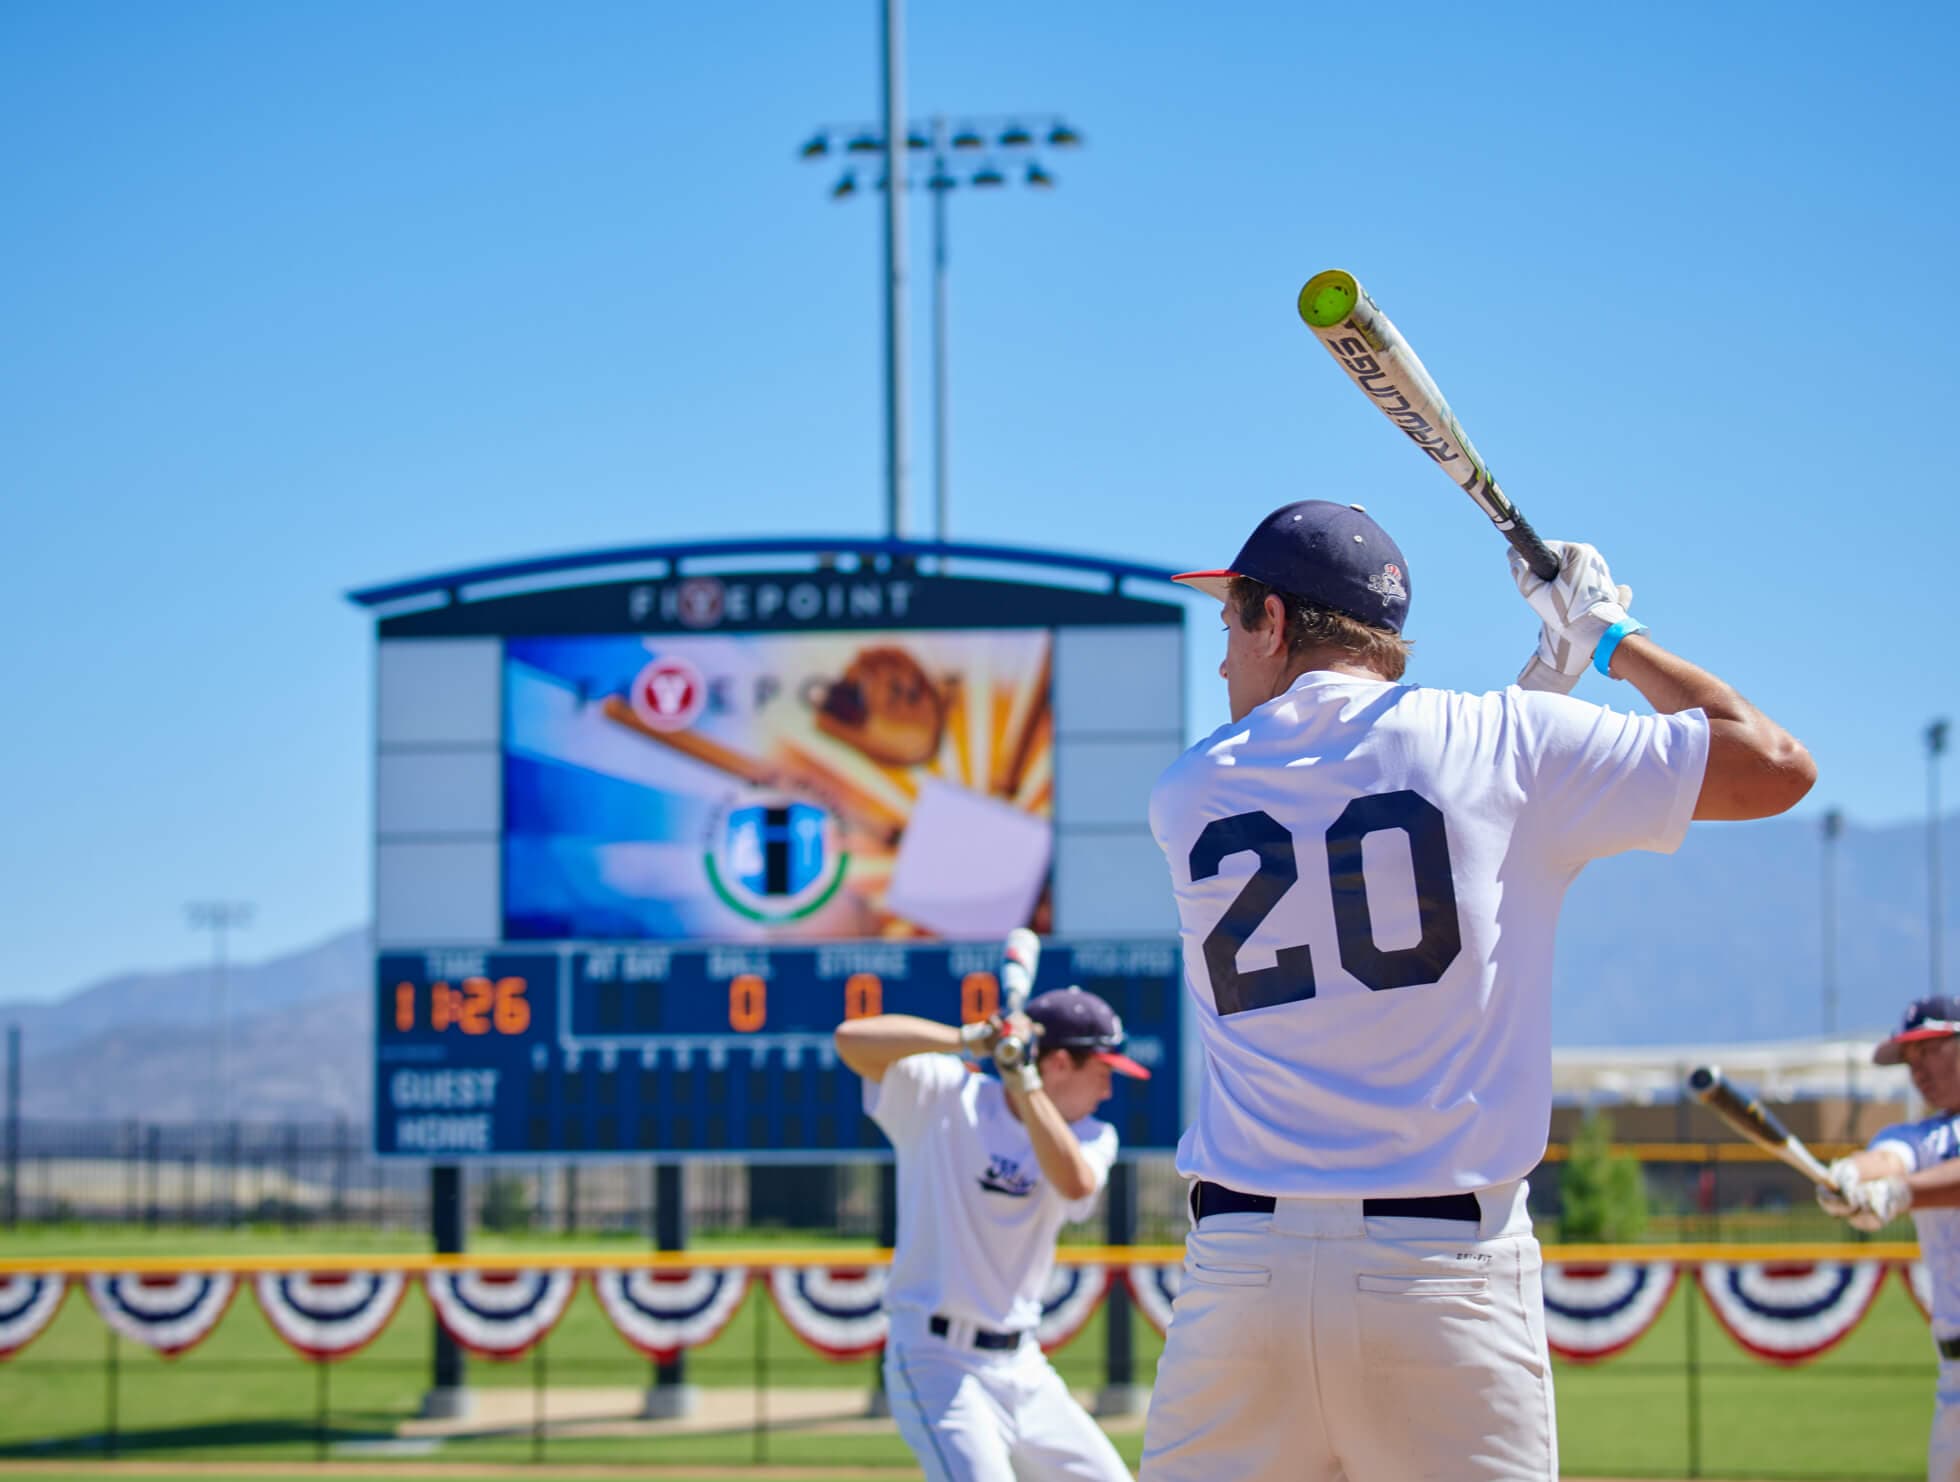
[867,1053,1117,1332]
[1872,1112,1960,1336]
[1149,672,1709,1197]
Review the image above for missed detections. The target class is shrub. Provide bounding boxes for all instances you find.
[480,1173,534,1233]
[1558,1110,1648,1243]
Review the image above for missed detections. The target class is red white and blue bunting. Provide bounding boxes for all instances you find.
[1036,1263,1107,1352]
[424,1269,576,1360]
[1125,1262,1182,1338]
[769,1266,889,1360]
[255,1271,408,1361]
[595,1267,750,1362]
[86,1272,236,1357]
[0,1274,67,1359]
[1902,1261,1933,1322]
[1696,1260,1886,1365]
[1540,1261,1678,1362]
[4,1258,1934,1369]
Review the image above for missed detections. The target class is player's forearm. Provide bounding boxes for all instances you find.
[1610,635,1815,821]
[1902,1156,1960,1208]
[1609,635,1752,722]
[833,1015,962,1080]
[1008,1082,1099,1203]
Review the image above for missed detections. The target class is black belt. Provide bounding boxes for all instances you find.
[1194,1180,1481,1224]
[928,1314,1025,1351]
[1939,1335,1960,1361]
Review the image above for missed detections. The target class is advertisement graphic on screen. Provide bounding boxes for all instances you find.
[504,629,1055,942]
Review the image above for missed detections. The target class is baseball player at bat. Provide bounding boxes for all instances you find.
[834,969,1150,1481]
[1815,995,1960,1480]
[1139,500,1816,1481]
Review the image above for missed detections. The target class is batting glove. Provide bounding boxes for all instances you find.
[1814,1157,1861,1217]
[1510,540,1639,693]
[959,1016,1006,1055]
[1847,1174,1912,1233]
[992,1033,1043,1094]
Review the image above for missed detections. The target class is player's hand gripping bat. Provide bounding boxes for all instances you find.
[1297,270,1560,582]
[1686,1065,1836,1189]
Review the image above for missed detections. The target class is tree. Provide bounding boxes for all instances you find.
[1558,1109,1648,1243]
[479,1173,534,1233]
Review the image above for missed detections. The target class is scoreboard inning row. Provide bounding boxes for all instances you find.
[375,939,1184,1158]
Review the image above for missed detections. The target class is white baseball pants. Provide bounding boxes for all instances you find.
[1929,1356,1960,1481]
[1140,1181,1555,1482]
[885,1313,1131,1482]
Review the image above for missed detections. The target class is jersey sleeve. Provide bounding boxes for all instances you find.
[1870,1120,1928,1173]
[1059,1120,1120,1224]
[863,1052,968,1150]
[1512,689,1710,863]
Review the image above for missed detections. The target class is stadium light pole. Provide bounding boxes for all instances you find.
[879,0,908,539]
[186,902,253,1127]
[4,1024,18,1229]
[1822,808,1843,1036]
[800,112,1084,541]
[1932,720,1950,998]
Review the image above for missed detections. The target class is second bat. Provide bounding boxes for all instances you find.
[1687,1065,1836,1189]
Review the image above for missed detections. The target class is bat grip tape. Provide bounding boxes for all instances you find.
[1503,508,1561,583]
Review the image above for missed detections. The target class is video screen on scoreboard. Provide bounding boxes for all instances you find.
[503,630,1054,942]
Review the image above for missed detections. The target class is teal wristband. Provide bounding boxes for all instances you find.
[1592,619,1649,678]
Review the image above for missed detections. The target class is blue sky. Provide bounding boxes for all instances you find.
[2,0,1955,1004]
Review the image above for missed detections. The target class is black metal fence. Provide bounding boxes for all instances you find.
[0,1119,1215,1241]
[0,1116,1893,1247]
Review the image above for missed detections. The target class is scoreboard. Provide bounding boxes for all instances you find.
[375,938,1182,1159]
[351,538,1193,1159]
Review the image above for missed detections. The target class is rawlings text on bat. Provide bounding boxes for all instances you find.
[1297,269,1559,581]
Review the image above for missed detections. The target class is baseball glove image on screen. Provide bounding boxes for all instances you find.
[804,645,948,767]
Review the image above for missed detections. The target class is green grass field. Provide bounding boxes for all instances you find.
[0,1226,1939,1479]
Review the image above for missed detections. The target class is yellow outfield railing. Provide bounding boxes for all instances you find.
[1539,1141,1869,1162]
[0,1240,1922,1276]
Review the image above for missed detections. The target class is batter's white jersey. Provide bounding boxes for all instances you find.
[867,1054,1117,1332]
[1149,672,1709,1197]
[1872,1112,1960,1336]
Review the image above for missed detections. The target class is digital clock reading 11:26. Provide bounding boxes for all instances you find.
[393,976,532,1036]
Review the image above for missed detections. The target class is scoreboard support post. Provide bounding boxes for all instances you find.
[420,1165,470,1419]
[864,1161,900,1418]
[1095,1161,1144,1416]
[642,1161,697,1419]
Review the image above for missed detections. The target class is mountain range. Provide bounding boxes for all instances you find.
[4,813,1954,1121]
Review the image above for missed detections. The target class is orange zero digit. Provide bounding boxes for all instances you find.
[431,982,458,1032]
[730,974,766,1032]
[394,982,416,1033]
[493,977,530,1034]
[961,971,1000,1024]
[844,972,883,1019]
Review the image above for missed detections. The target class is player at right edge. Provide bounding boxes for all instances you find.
[1140,500,1815,1481]
[1816,996,1960,1481]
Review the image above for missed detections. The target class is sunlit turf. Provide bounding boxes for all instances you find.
[0,1226,1937,1479]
